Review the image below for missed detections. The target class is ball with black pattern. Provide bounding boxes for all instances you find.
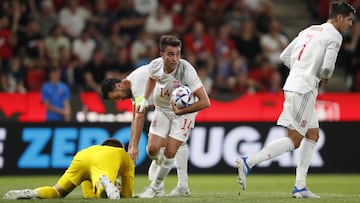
[171,85,194,108]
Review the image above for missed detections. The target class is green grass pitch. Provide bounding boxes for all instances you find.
[0,174,359,203]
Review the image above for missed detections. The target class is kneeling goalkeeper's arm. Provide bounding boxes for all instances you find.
[120,176,134,198]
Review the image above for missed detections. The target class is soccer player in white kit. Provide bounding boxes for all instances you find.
[101,65,194,196]
[236,1,355,198]
[136,35,210,198]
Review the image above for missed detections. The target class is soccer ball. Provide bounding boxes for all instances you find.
[171,85,194,108]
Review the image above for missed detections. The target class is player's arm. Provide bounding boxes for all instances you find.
[128,98,146,162]
[43,100,61,114]
[120,175,134,198]
[119,156,135,198]
[320,40,340,80]
[172,86,210,115]
[280,36,298,68]
[138,77,156,112]
[63,100,71,121]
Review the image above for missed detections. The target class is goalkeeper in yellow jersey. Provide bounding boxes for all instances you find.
[3,138,134,200]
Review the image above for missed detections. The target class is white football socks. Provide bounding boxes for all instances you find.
[295,138,317,189]
[151,156,174,189]
[246,137,295,168]
[175,144,189,189]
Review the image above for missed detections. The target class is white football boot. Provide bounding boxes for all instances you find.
[166,187,191,197]
[134,186,165,198]
[3,189,37,200]
[99,175,120,199]
[236,157,251,191]
[292,187,320,198]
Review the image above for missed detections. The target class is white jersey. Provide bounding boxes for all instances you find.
[280,22,342,94]
[126,65,154,106]
[148,57,203,111]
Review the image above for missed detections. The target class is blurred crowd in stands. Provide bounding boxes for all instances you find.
[0,0,359,96]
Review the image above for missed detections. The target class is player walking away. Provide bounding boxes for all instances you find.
[135,35,210,198]
[101,65,192,197]
[3,138,134,200]
[236,1,355,199]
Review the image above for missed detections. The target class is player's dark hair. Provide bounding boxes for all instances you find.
[101,138,124,148]
[329,1,356,19]
[100,78,121,99]
[159,35,182,52]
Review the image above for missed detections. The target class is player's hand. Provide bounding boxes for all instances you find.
[138,99,148,113]
[171,101,182,115]
[127,145,139,163]
[319,79,328,88]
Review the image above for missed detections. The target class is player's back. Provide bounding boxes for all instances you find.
[283,23,342,93]
[126,64,155,106]
[75,145,124,169]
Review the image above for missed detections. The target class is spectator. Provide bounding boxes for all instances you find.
[0,14,17,70]
[17,19,45,60]
[231,52,253,94]
[214,24,236,59]
[41,67,71,121]
[25,59,47,91]
[183,20,215,59]
[1,56,26,93]
[144,5,173,38]
[134,0,159,15]
[83,49,109,93]
[30,0,59,36]
[44,24,71,65]
[71,57,88,92]
[268,70,282,93]
[222,0,252,37]
[88,0,115,36]
[233,19,262,69]
[248,56,276,92]
[339,18,360,91]
[260,18,288,68]
[89,26,112,62]
[255,1,276,34]
[72,28,96,65]
[57,45,75,86]
[202,0,224,30]
[196,60,214,94]
[59,0,90,39]
[171,3,198,37]
[104,27,126,64]
[109,47,133,79]
[213,55,248,94]
[5,0,30,34]
[115,0,145,43]
[130,30,156,66]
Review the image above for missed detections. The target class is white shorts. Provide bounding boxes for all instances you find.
[277,91,319,136]
[149,108,197,142]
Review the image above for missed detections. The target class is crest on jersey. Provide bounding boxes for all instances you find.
[300,119,307,128]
